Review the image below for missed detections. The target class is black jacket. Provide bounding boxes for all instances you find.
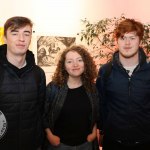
[0,44,46,150]
[96,48,150,143]
[44,81,99,149]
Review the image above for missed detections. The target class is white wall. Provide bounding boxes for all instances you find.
[1,0,150,40]
[0,0,150,83]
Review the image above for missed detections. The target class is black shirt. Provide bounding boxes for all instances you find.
[54,85,92,146]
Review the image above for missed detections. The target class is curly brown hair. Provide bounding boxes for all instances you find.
[52,45,98,92]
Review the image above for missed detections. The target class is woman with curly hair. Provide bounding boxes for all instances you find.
[44,45,99,150]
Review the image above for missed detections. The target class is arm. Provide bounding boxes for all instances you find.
[96,67,106,148]
[43,83,60,146]
[87,123,97,142]
[38,67,46,115]
[96,68,105,133]
[45,128,60,146]
[43,82,58,129]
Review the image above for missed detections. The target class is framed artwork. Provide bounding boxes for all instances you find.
[37,36,76,84]
[37,36,76,67]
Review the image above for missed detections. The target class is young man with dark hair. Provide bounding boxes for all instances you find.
[0,16,46,150]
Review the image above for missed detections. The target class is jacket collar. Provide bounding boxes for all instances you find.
[0,44,36,67]
[112,47,147,67]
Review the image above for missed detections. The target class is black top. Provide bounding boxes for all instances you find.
[54,85,92,146]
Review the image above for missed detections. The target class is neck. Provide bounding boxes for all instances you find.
[119,53,139,67]
[67,77,82,89]
[6,52,26,69]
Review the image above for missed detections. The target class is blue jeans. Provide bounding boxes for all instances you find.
[47,142,93,150]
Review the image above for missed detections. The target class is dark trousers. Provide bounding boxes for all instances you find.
[102,136,150,150]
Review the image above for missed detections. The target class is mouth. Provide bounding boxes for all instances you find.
[124,47,132,51]
[72,68,80,71]
[124,47,131,49]
[16,44,26,48]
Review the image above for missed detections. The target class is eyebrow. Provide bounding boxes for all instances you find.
[11,29,31,34]
[123,35,136,37]
[121,35,137,39]
[66,57,82,60]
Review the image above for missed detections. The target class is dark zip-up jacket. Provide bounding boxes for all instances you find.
[96,48,150,143]
[0,44,46,150]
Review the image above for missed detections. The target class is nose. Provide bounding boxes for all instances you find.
[73,60,78,66]
[125,38,130,45]
[18,34,25,41]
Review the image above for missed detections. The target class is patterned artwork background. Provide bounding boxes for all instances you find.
[37,36,76,67]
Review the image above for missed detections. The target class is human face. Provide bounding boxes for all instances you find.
[4,25,32,56]
[65,51,85,79]
[117,32,140,59]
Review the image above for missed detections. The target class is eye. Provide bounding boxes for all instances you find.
[66,60,72,64]
[130,37,135,40]
[11,32,18,35]
[24,31,31,36]
[78,59,83,62]
[24,33,30,36]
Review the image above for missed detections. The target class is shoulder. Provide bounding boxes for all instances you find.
[98,61,112,77]
[47,81,59,91]
[47,81,55,88]
[0,44,7,51]
[46,81,60,100]
[33,65,46,87]
[96,61,112,87]
[34,65,45,77]
[0,44,7,62]
[100,61,112,71]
